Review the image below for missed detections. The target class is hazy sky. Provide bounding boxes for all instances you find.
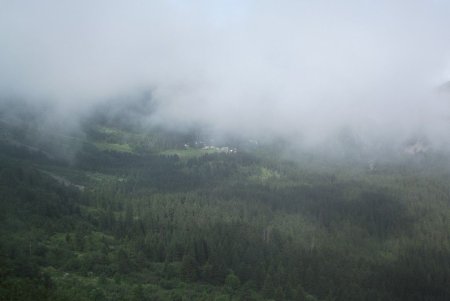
[1,0,450,145]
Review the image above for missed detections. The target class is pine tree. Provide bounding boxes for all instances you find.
[181,254,199,281]
[262,275,275,299]
[225,271,241,293]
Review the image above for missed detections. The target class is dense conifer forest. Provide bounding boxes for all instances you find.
[1,105,450,301]
[2,1,450,300]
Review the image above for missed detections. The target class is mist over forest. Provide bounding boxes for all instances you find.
[1,1,450,301]
[1,0,450,149]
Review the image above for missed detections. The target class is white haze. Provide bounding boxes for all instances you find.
[1,0,450,148]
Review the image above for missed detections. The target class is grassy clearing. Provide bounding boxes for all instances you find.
[94,142,133,153]
[96,126,123,135]
[160,148,219,158]
[249,166,281,182]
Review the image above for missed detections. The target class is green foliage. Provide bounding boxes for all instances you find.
[181,255,199,282]
[1,112,450,300]
[225,272,240,292]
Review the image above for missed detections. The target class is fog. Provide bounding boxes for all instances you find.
[1,0,450,150]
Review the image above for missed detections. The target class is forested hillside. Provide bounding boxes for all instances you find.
[1,107,450,301]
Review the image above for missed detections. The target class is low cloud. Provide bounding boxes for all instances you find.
[1,0,450,148]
